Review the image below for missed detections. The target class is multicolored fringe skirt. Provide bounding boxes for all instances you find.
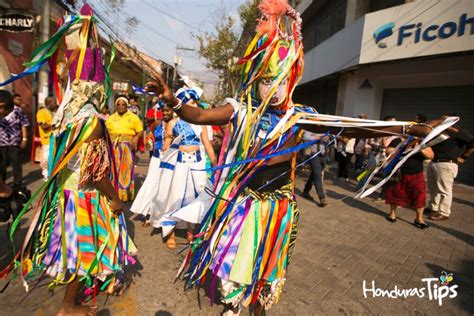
[112,140,136,202]
[37,188,137,286]
[184,182,300,310]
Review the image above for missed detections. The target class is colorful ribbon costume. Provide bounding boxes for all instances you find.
[175,0,457,312]
[0,7,136,296]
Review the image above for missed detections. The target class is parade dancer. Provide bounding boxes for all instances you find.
[144,1,457,315]
[130,104,174,227]
[0,6,136,315]
[150,88,216,249]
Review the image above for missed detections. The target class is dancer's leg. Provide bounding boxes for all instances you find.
[57,277,96,316]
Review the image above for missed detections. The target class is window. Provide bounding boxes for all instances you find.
[369,0,405,13]
[302,0,348,52]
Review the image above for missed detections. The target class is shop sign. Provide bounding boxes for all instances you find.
[0,13,35,33]
[374,13,473,48]
[360,1,474,64]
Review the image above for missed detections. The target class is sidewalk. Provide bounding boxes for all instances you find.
[0,158,473,315]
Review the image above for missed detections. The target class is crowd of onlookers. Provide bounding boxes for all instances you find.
[299,112,474,229]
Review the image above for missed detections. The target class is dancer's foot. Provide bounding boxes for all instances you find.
[57,304,97,316]
[142,220,150,228]
[166,233,177,250]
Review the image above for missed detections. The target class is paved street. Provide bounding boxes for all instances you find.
[0,156,473,315]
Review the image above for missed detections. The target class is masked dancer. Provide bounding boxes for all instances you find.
[0,6,136,315]
[146,1,454,314]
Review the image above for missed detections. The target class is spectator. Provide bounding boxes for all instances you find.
[0,90,29,188]
[427,116,474,221]
[145,98,164,157]
[335,136,351,180]
[415,114,427,123]
[385,138,434,228]
[302,131,328,206]
[36,96,58,181]
[106,94,143,202]
[12,93,26,111]
[354,138,368,171]
[129,95,140,116]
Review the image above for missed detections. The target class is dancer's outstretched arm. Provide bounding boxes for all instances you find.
[144,79,234,126]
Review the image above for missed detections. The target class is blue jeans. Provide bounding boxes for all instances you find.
[304,155,326,200]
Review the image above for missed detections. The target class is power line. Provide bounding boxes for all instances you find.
[143,0,203,32]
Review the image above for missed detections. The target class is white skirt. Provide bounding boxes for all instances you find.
[150,147,210,236]
[130,156,162,216]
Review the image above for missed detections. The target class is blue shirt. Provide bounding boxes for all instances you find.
[173,119,201,146]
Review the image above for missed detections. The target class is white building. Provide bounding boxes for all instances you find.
[295,0,474,184]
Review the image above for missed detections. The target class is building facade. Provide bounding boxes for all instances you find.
[295,0,474,184]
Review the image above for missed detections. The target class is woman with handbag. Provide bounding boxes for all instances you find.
[385,138,434,228]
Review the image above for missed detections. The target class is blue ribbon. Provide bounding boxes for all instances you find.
[0,61,46,87]
[193,132,329,173]
[131,82,156,95]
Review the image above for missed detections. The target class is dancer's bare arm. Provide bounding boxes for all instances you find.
[144,79,234,126]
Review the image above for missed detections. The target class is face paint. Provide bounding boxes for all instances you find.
[258,78,288,106]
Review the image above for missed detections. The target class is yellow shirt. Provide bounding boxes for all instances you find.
[106,111,143,137]
[36,107,53,145]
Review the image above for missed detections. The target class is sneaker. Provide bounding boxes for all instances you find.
[319,198,328,206]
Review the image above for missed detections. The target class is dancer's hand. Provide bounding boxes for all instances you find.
[144,76,175,105]
[110,197,125,216]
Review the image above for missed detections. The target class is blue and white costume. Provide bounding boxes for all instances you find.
[150,118,210,235]
[130,122,165,216]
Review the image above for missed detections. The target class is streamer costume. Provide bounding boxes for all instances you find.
[173,0,458,312]
[0,9,136,296]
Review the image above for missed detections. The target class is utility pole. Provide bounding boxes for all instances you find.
[173,45,195,90]
[37,0,50,111]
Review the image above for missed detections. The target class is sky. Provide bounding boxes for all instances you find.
[90,0,247,91]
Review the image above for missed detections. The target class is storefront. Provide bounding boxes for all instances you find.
[297,0,474,184]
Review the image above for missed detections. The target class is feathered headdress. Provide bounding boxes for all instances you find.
[238,0,303,111]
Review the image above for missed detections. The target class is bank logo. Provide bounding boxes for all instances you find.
[363,271,459,306]
[373,22,395,48]
[373,13,473,49]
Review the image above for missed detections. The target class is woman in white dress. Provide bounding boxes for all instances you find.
[150,88,216,249]
[130,104,174,226]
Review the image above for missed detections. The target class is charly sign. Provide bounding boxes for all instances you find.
[373,13,473,48]
[0,13,35,33]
